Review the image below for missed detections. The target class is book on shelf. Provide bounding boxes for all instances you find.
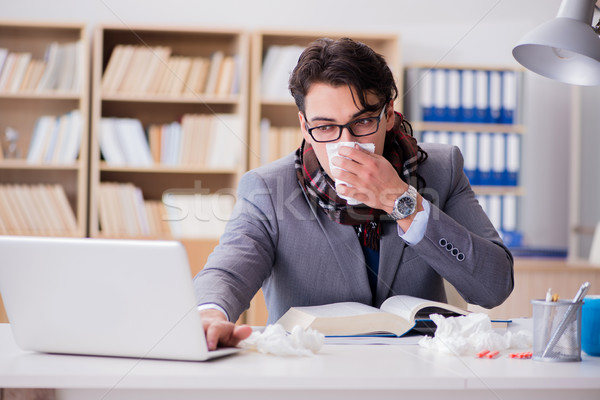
[27,110,82,165]
[35,41,83,92]
[101,45,237,97]
[277,295,478,337]
[99,117,153,167]
[260,44,304,101]
[98,182,170,238]
[0,41,82,93]
[259,119,303,164]
[0,183,77,236]
[144,113,242,169]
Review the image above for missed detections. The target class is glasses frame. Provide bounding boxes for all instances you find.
[304,106,387,143]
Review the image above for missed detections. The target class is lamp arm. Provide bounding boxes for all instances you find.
[557,0,596,23]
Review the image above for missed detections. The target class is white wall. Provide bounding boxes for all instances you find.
[2,0,574,249]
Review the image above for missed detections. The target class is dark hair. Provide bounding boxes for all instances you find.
[288,37,398,113]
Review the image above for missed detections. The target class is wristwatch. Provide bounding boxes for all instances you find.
[388,185,417,221]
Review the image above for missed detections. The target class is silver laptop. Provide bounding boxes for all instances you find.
[0,236,240,361]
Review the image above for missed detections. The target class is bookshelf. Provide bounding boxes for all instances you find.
[404,64,525,248]
[89,25,249,241]
[0,21,89,237]
[249,30,401,169]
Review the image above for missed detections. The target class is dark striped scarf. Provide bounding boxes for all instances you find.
[295,112,421,251]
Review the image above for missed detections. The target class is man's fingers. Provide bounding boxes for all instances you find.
[205,321,253,350]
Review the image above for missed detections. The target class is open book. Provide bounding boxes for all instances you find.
[276,295,469,337]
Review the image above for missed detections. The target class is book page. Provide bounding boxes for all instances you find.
[293,302,384,318]
[380,295,466,322]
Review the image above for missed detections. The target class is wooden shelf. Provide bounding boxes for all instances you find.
[101,93,242,104]
[412,121,526,134]
[99,162,240,175]
[0,21,90,238]
[89,24,249,239]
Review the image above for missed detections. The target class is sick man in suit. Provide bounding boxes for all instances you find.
[193,37,514,350]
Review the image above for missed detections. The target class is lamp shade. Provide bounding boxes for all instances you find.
[513,0,600,86]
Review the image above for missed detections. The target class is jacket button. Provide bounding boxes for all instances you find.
[457,253,465,261]
[451,247,459,256]
[446,243,453,251]
[439,238,447,247]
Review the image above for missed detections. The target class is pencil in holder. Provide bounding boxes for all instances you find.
[531,299,582,362]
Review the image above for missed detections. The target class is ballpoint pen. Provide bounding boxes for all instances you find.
[541,282,591,358]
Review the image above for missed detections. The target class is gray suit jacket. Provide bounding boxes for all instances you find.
[193,143,514,324]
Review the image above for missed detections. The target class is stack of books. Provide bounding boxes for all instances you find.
[97,182,170,238]
[101,45,239,97]
[0,41,84,93]
[27,110,82,164]
[100,114,243,169]
[259,119,303,164]
[0,183,78,236]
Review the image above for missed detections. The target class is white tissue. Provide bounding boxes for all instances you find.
[240,324,324,356]
[418,313,532,356]
[325,142,375,205]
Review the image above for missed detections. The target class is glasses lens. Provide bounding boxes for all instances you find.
[349,117,379,136]
[310,125,339,142]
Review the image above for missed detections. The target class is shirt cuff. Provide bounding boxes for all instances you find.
[197,303,230,321]
[397,199,430,245]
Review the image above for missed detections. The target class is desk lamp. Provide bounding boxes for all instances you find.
[513,0,600,85]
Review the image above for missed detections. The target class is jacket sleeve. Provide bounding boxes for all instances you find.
[192,170,278,322]
[411,144,514,308]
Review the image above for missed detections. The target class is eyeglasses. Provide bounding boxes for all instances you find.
[304,106,386,143]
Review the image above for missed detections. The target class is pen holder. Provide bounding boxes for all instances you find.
[531,299,582,362]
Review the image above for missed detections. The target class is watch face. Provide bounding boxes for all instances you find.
[397,196,416,216]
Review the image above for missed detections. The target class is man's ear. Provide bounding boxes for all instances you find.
[298,111,311,142]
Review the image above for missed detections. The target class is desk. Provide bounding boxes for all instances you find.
[0,323,599,400]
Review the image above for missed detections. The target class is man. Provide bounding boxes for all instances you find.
[193,37,514,350]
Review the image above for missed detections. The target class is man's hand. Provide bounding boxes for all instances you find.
[200,308,253,351]
[331,144,423,229]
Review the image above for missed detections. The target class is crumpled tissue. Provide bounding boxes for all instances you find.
[418,313,532,356]
[326,142,375,205]
[240,324,324,356]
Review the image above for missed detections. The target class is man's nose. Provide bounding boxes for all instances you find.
[339,126,354,142]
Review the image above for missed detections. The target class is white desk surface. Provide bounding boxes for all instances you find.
[0,323,599,400]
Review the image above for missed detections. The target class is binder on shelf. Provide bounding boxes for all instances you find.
[474,70,489,123]
[491,132,506,186]
[447,69,461,122]
[450,131,465,157]
[506,133,520,186]
[463,131,478,185]
[460,69,477,122]
[489,71,502,123]
[477,132,492,185]
[419,68,434,122]
[432,68,447,121]
[501,70,517,124]
[487,194,502,232]
[420,130,437,144]
[436,131,450,145]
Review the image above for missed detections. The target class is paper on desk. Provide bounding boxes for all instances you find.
[240,324,324,356]
[418,313,532,356]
